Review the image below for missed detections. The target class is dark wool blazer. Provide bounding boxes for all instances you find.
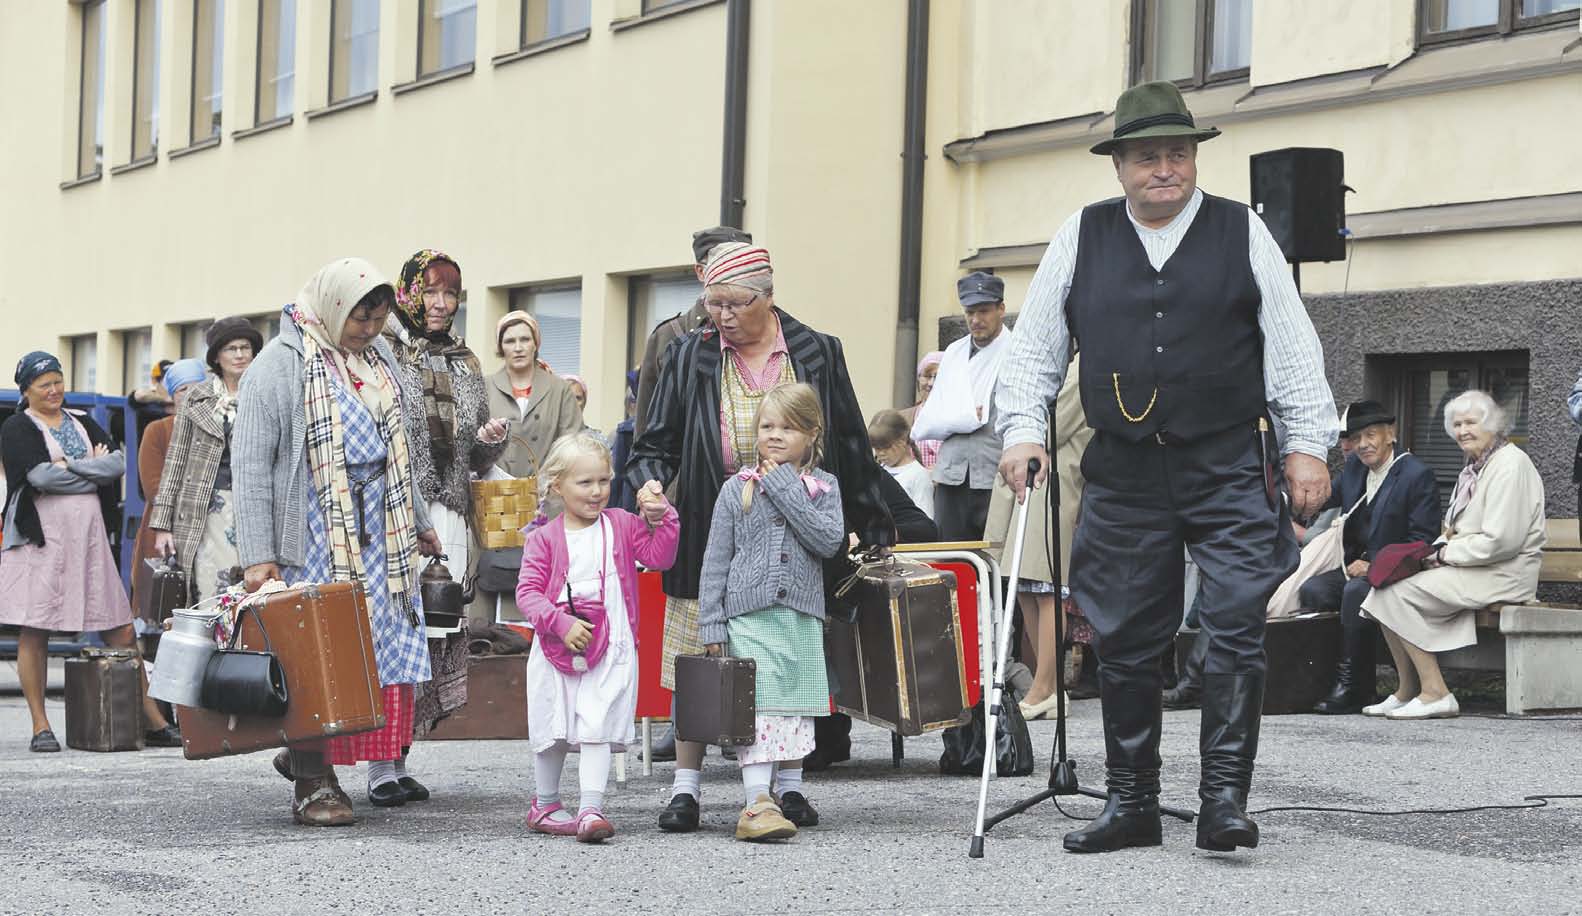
[627,307,896,599]
[1324,451,1440,561]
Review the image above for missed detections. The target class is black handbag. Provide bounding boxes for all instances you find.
[199,604,290,717]
[938,697,1034,777]
[476,546,524,594]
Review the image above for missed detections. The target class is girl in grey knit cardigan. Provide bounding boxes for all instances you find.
[698,383,846,842]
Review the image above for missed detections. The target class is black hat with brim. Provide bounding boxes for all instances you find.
[1343,399,1396,437]
[1090,80,1222,155]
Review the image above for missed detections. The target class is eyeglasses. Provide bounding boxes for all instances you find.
[220,344,254,356]
[703,293,759,315]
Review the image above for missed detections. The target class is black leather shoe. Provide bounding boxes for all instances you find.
[777,791,820,827]
[368,780,407,807]
[30,728,61,753]
[1161,682,1201,710]
[1313,626,1376,715]
[1196,672,1264,852]
[801,741,851,772]
[1062,665,1165,854]
[658,793,700,832]
[143,725,183,748]
[644,725,677,763]
[398,776,430,802]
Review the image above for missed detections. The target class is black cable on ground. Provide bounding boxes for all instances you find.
[1250,794,1582,817]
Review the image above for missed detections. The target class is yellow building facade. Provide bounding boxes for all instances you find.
[3,0,1580,499]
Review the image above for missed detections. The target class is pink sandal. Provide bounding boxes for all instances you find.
[527,800,578,836]
[575,808,615,844]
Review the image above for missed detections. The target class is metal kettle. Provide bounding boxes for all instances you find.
[420,555,465,627]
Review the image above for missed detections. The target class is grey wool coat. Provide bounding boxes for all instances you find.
[147,382,234,579]
[697,464,845,646]
[233,319,432,571]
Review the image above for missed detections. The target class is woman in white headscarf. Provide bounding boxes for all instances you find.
[234,257,442,827]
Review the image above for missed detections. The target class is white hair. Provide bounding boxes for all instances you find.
[1442,389,1509,438]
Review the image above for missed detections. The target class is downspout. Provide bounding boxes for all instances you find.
[893,0,929,408]
[720,0,750,227]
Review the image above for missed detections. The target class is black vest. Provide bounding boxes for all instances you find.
[1067,192,1266,441]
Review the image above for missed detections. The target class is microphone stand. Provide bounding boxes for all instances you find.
[969,418,1193,859]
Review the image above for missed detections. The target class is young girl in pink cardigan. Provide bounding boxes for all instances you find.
[516,431,678,843]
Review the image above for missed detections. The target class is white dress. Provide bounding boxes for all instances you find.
[525,517,638,753]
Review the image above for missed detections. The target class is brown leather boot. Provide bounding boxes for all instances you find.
[294,775,356,827]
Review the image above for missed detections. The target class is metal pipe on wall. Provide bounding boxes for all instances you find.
[720,0,751,228]
[893,0,929,408]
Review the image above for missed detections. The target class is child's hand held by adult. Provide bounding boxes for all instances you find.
[704,643,724,657]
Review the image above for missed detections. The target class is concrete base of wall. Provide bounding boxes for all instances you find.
[1500,604,1582,715]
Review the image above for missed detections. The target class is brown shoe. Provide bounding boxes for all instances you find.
[293,776,356,827]
[735,793,797,842]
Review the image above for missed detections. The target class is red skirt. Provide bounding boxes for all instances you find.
[327,684,415,765]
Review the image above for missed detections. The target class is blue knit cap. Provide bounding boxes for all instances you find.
[162,358,209,397]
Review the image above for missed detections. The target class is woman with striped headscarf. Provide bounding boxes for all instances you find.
[628,241,895,833]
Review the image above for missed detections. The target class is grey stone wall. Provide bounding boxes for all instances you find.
[1304,278,1582,518]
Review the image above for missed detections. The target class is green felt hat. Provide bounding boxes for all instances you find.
[1090,80,1221,155]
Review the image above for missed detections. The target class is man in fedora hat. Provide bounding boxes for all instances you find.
[995,81,1339,855]
[1299,400,1438,715]
[911,270,1013,541]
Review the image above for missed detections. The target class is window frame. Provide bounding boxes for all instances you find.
[520,0,591,50]
[189,0,224,143]
[1417,0,1581,47]
[130,0,160,162]
[77,0,107,179]
[254,0,296,126]
[1131,0,1251,89]
[417,0,477,79]
[328,0,379,104]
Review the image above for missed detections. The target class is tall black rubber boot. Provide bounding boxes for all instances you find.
[1196,672,1264,851]
[1063,665,1164,854]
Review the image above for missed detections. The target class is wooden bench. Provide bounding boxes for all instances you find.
[1444,517,1582,714]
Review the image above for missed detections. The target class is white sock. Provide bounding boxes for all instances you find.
[579,743,612,813]
[367,759,398,788]
[534,745,569,813]
[742,761,774,805]
[392,754,409,778]
[671,767,702,802]
[776,765,804,798]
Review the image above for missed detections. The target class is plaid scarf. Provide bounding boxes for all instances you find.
[294,309,420,600]
[391,249,481,470]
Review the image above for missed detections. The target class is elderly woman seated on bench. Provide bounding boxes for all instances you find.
[1361,390,1545,720]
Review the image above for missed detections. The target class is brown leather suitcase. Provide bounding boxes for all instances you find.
[420,654,528,741]
[673,654,756,746]
[141,556,192,624]
[65,649,145,752]
[826,557,970,736]
[179,582,386,759]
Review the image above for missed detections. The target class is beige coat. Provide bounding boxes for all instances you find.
[485,367,585,477]
[984,355,1092,582]
[1362,443,1545,652]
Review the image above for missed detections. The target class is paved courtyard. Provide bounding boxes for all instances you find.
[3,660,1580,916]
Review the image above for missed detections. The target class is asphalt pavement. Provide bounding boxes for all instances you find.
[3,660,1580,916]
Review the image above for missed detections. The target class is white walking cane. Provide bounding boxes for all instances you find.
[969,456,1041,857]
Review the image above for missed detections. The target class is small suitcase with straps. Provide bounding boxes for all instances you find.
[673,653,757,746]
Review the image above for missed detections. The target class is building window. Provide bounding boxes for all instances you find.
[1371,350,1530,513]
[70,335,99,392]
[1133,0,1252,88]
[191,0,225,142]
[628,273,700,369]
[522,0,591,47]
[121,328,154,394]
[510,285,582,375]
[78,0,108,178]
[179,320,215,360]
[418,0,477,77]
[256,0,297,123]
[1419,0,1580,44]
[250,313,281,344]
[641,0,692,11]
[330,0,379,102]
[132,0,161,161]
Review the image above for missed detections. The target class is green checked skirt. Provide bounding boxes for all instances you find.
[726,606,829,717]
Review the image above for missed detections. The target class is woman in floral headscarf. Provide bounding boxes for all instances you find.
[383,250,508,749]
[234,257,443,826]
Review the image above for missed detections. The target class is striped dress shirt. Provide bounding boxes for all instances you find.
[995,188,1339,460]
